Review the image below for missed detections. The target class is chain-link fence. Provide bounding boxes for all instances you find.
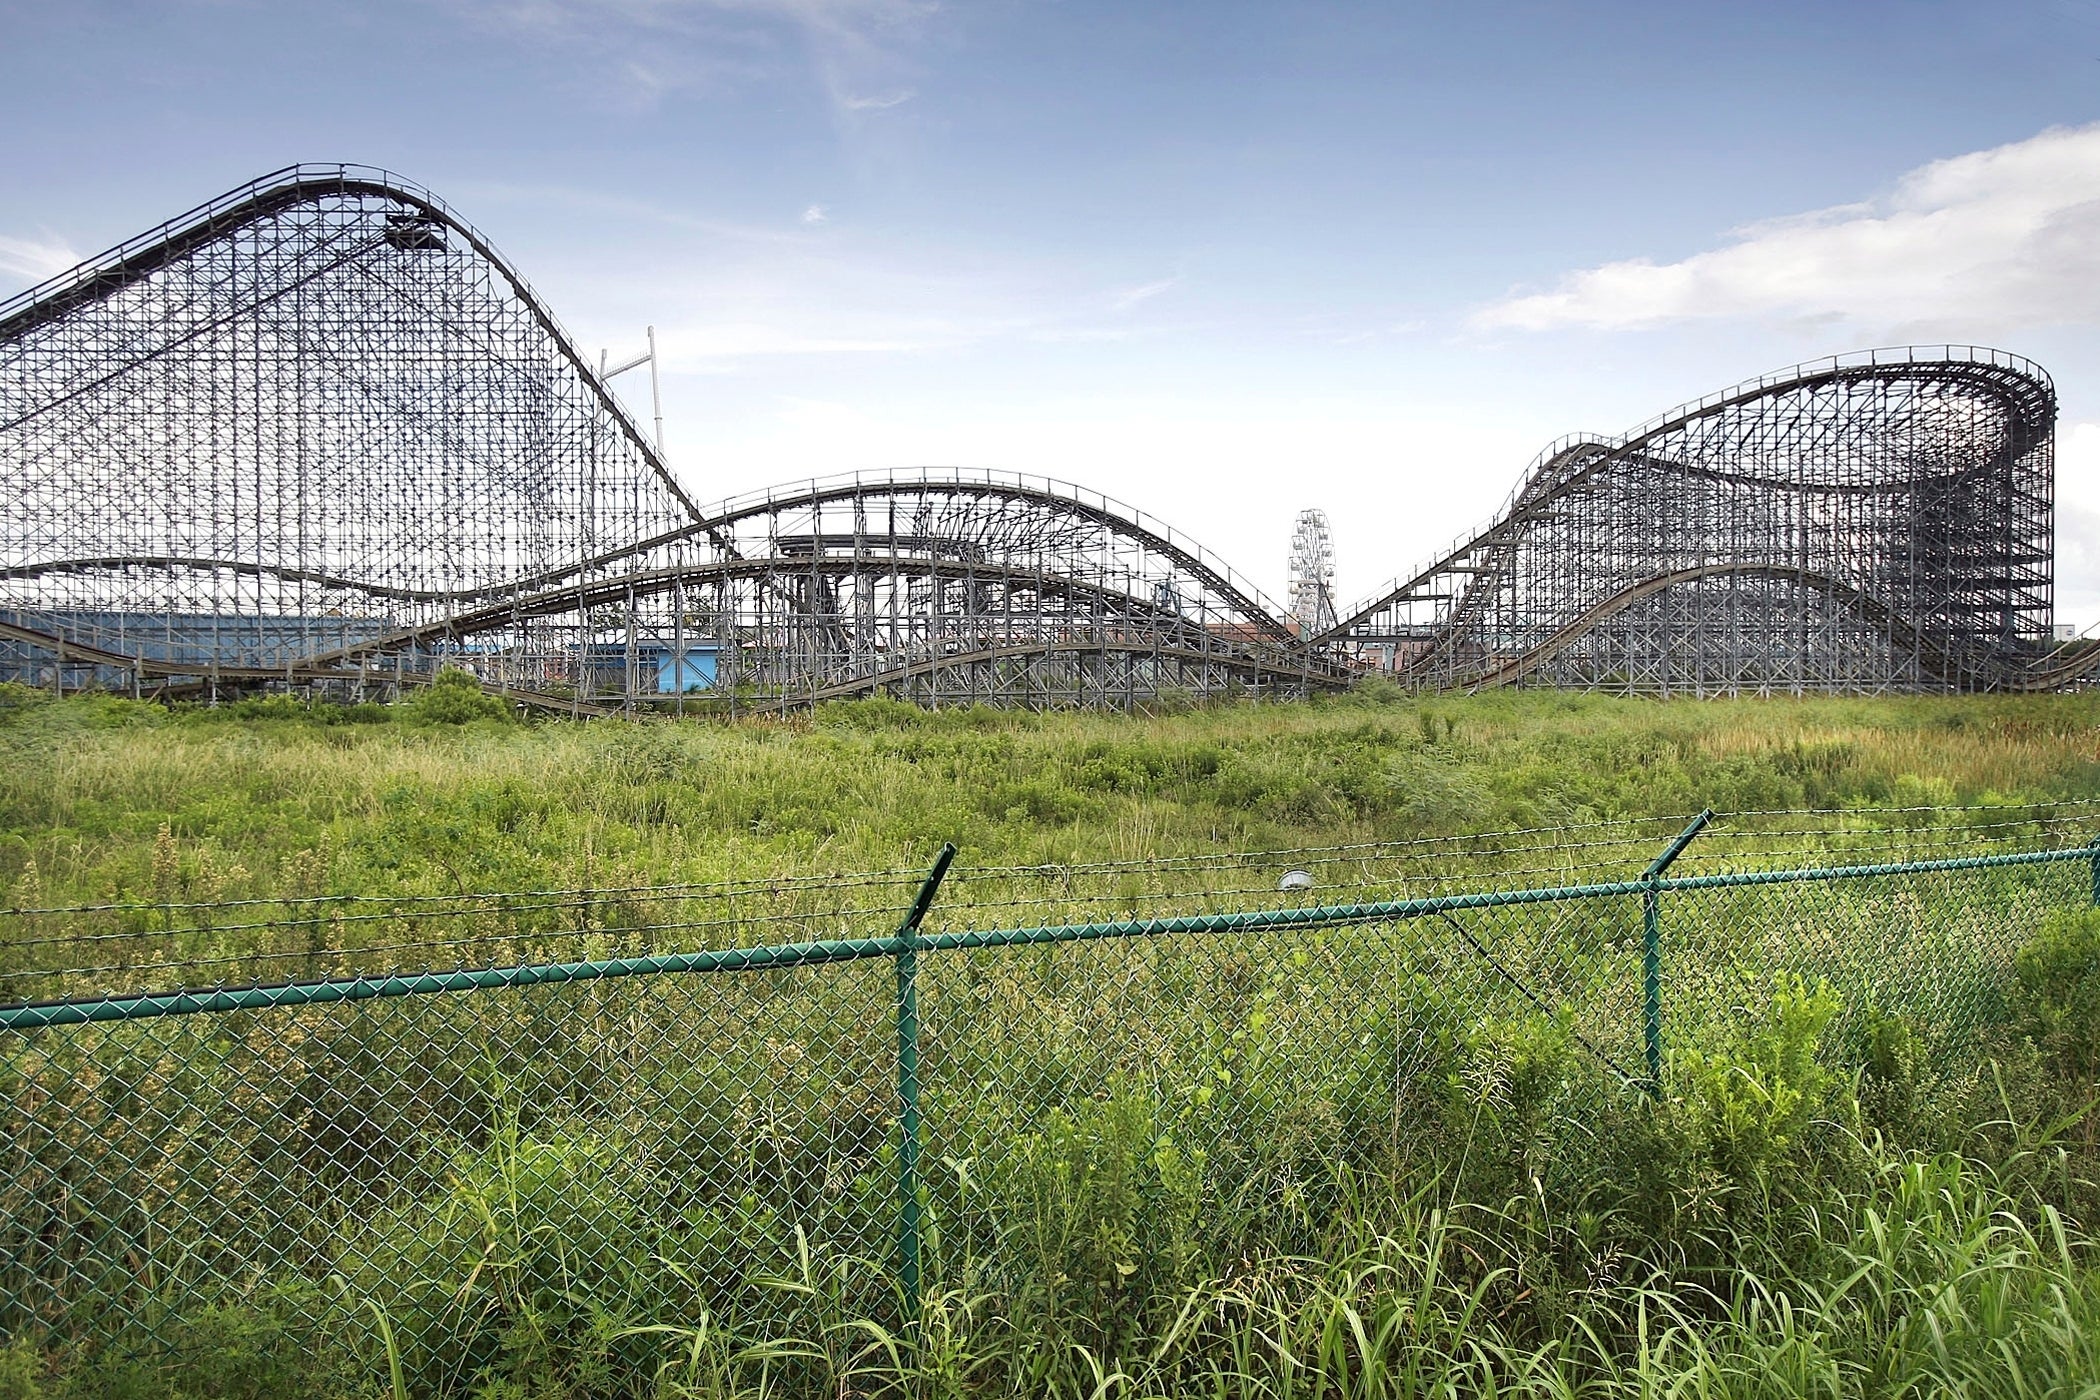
[3,803,2097,1370]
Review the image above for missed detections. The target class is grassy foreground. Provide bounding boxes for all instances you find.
[8,683,2100,1398]
[6,679,2100,908]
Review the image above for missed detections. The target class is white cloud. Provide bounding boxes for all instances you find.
[541,208,1210,377]
[659,321,928,359]
[753,0,934,120]
[1111,276,1179,311]
[839,88,914,110]
[2055,421,2100,629]
[456,0,934,116]
[1475,123,2100,334]
[0,232,83,285]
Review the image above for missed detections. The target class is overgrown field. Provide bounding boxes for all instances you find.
[9,682,2100,1399]
[8,678,2100,907]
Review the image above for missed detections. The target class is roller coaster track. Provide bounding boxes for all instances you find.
[1313,439,1605,665]
[1,163,2079,704]
[1310,347,2065,695]
[1323,351,2053,645]
[2,470,1297,636]
[0,604,1320,711]
[2,595,1320,711]
[1436,563,2100,693]
[281,554,1338,678]
[1448,565,1957,690]
[0,168,1291,646]
[660,472,1299,644]
[0,551,1347,695]
[0,167,713,535]
[2002,639,2100,691]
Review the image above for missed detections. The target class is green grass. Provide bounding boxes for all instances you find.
[7,683,2100,910]
[10,684,2100,1397]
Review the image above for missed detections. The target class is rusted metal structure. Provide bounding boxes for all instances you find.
[1325,349,2070,694]
[0,167,2086,708]
[0,166,1333,711]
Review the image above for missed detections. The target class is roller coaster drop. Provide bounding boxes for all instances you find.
[0,167,2083,710]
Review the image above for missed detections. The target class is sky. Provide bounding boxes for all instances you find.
[5,0,2100,618]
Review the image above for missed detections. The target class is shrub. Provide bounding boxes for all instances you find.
[0,1337,44,1400]
[1589,973,1857,1255]
[156,1298,339,1400]
[332,1121,650,1395]
[1666,973,1848,1188]
[2008,907,2100,1084]
[814,697,923,731]
[1855,1005,1926,1133]
[983,1083,1206,1355]
[404,669,513,725]
[0,682,53,724]
[1347,674,1406,705]
[1379,748,1492,834]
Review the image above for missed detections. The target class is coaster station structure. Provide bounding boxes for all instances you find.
[0,165,2089,708]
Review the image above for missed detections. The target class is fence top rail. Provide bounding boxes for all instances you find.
[3,840,2091,1033]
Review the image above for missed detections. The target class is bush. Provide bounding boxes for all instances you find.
[2009,907,2100,1084]
[1590,973,1857,1253]
[404,669,513,725]
[0,681,52,724]
[0,1337,44,1400]
[1666,974,1849,1187]
[983,1083,1206,1355]
[814,697,922,731]
[1379,747,1492,833]
[157,1298,339,1400]
[333,1121,651,1395]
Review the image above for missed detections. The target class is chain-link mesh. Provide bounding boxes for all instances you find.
[3,803,2097,1370]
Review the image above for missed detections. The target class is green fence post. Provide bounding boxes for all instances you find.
[1642,811,1713,1096]
[2089,837,2099,908]
[895,842,957,1313]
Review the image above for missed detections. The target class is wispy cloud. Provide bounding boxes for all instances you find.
[1474,122,2100,335]
[801,203,829,225]
[758,0,934,119]
[2054,421,2100,627]
[839,88,914,110]
[454,0,936,117]
[1111,276,1180,311]
[0,232,83,285]
[660,322,929,359]
[550,231,1038,373]
[550,228,1210,379]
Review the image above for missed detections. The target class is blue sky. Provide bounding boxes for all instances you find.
[6,0,2100,615]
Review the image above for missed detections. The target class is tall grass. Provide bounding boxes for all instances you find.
[10,685,2100,1396]
[7,918,2100,1397]
[7,685,2100,912]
